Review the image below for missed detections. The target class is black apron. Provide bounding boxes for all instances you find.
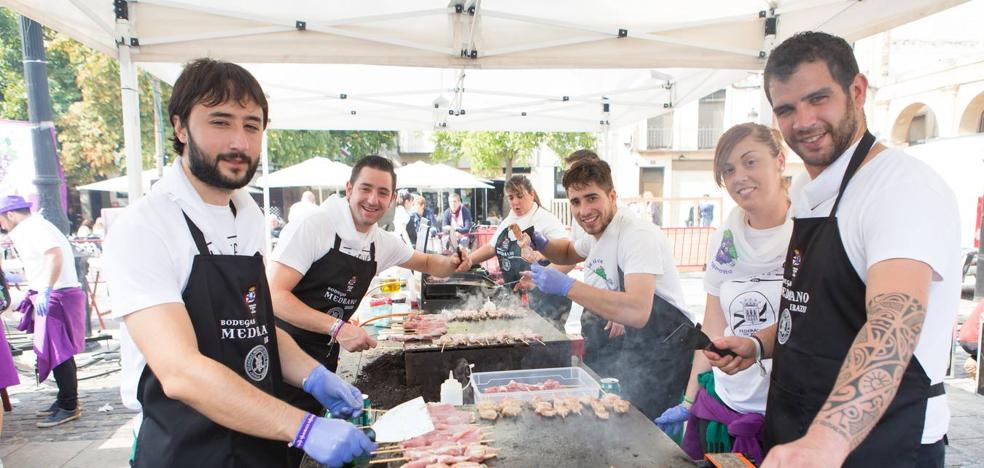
[135,211,287,468]
[276,234,376,414]
[494,222,534,286]
[766,131,944,466]
[493,215,572,330]
[582,267,693,419]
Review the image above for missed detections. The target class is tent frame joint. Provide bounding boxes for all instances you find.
[296,20,307,31]
[114,0,128,20]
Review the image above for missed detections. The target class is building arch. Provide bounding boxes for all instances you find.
[890,102,939,145]
[957,91,984,135]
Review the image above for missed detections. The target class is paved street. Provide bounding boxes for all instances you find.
[1,275,982,467]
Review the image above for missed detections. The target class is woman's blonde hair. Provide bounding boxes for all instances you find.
[712,122,785,187]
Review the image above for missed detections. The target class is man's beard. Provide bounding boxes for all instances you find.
[186,131,258,190]
[793,99,860,169]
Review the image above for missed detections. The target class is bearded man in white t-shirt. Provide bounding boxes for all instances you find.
[706,32,961,468]
[104,58,374,468]
[520,157,693,419]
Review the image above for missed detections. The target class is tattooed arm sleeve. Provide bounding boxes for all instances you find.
[809,258,934,452]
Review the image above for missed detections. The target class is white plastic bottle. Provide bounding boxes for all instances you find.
[440,371,463,406]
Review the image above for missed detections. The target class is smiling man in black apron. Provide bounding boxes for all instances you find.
[521,158,694,419]
[705,32,961,468]
[268,156,471,463]
[104,59,375,468]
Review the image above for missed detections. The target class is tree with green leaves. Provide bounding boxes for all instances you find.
[266,129,396,168]
[431,130,596,212]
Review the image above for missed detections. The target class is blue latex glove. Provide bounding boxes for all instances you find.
[303,365,363,419]
[530,231,550,252]
[531,263,574,296]
[654,403,690,440]
[300,417,376,468]
[34,287,53,317]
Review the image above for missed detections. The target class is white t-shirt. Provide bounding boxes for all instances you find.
[287,199,319,223]
[271,195,414,276]
[8,215,80,290]
[103,159,266,410]
[704,206,792,414]
[788,140,961,444]
[492,205,568,242]
[393,205,412,244]
[574,210,690,319]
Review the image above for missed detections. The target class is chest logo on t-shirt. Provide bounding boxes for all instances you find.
[346,275,358,293]
[243,285,258,316]
[713,230,738,270]
[728,290,777,336]
[584,258,618,291]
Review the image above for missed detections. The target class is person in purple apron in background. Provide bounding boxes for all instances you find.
[103,58,375,468]
[0,195,85,428]
[706,32,961,468]
[0,314,20,438]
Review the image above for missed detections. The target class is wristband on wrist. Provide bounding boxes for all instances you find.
[328,318,342,337]
[289,413,317,449]
[683,394,694,405]
[331,321,345,340]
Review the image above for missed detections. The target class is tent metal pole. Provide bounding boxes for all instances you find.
[116,5,144,201]
[262,133,272,256]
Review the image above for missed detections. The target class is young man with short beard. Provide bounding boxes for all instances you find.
[268,155,471,464]
[520,158,693,419]
[104,58,374,467]
[706,32,960,468]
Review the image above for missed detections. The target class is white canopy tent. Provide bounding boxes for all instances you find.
[396,161,493,190]
[0,0,967,198]
[255,156,351,188]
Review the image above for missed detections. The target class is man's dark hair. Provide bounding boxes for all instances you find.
[763,31,859,103]
[350,155,397,191]
[562,158,614,193]
[168,58,269,155]
[565,149,600,166]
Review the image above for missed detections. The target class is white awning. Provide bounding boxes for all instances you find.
[2,0,965,69]
[1,0,967,132]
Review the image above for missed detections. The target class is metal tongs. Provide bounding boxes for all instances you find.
[662,322,738,358]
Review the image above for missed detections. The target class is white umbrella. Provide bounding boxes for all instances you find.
[396,161,492,190]
[255,157,351,188]
[76,169,162,193]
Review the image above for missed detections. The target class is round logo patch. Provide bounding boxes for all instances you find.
[327,307,345,319]
[777,309,792,345]
[501,258,512,272]
[244,344,270,382]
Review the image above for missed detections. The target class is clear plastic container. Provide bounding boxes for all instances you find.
[470,367,601,403]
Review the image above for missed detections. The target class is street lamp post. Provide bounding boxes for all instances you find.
[19,16,69,234]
